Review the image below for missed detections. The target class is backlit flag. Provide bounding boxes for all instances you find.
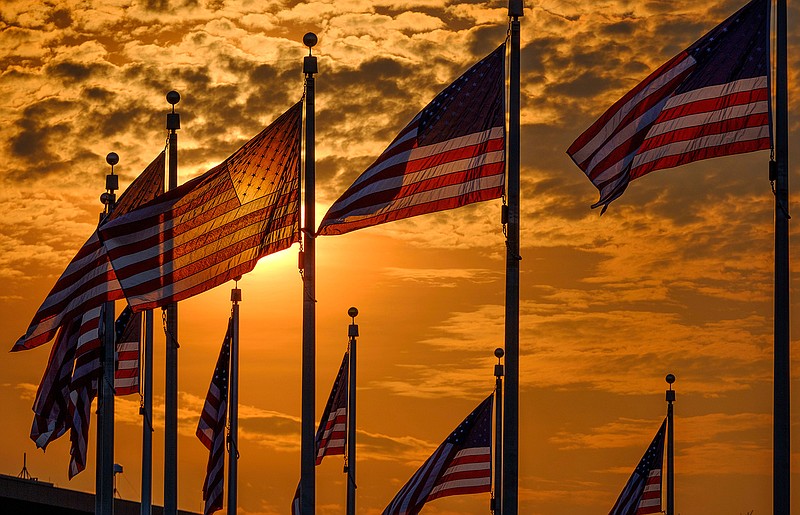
[609,419,666,515]
[567,0,771,211]
[317,44,506,236]
[13,152,165,352]
[383,394,493,515]
[100,102,302,311]
[291,352,350,514]
[196,319,232,515]
[114,306,141,396]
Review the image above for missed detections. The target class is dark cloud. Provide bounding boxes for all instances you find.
[48,8,73,29]
[601,19,638,36]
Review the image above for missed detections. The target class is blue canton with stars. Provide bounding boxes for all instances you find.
[680,0,769,93]
[446,394,493,449]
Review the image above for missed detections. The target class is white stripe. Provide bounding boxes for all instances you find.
[442,461,490,475]
[570,54,695,164]
[643,483,661,492]
[114,377,138,388]
[648,469,661,478]
[429,476,491,496]
[660,76,767,110]
[344,127,503,195]
[646,100,769,139]
[116,360,138,370]
[451,447,490,458]
[631,125,770,169]
[116,341,139,352]
[638,498,662,508]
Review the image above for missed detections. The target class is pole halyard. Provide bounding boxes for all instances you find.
[228,283,242,515]
[300,32,318,515]
[493,348,504,515]
[665,374,676,515]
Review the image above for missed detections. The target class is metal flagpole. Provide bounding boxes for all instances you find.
[665,374,676,515]
[228,282,242,514]
[773,0,790,512]
[503,1,523,514]
[492,348,504,515]
[300,33,318,515]
[98,152,120,515]
[141,308,154,515]
[346,307,359,515]
[164,90,181,515]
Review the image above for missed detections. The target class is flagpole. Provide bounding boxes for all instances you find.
[164,90,181,515]
[98,152,120,515]
[773,0,790,512]
[228,282,242,515]
[346,307,359,515]
[300,33,318,515]
[141,308,153,515]
[665,374,675,515]
[493,348,504,515]
[503,1,523,514]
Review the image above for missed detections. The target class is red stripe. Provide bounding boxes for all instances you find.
[641,112,770,150]
[656,87,768,123]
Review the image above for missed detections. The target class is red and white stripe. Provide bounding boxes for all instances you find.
[316,406,347,461]
[114,310,141,396]
[427,446,492,501]
[100,103,302,311]
[318,122,505,235]
[636,469,663,514]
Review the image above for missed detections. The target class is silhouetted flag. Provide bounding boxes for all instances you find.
[196,320,232,515]
[383,394,493,515]
[291,352,350,514]
[318,45,506,236]
[21,154,164,478]
[13,152,165,352]
[100,102,302,311]
[609,419,666,515]
[567,0,771,211]
[114,306,141,396]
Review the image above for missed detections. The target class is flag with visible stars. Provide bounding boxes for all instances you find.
[317,44,506,236]
[609,418,666,515]
[99,102,302,311]
[196,319,232,515]
[383,394,493,515]
[568,0,771,212]
[113,305,141,396]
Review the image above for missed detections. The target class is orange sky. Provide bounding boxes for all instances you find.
[1,0,800,514]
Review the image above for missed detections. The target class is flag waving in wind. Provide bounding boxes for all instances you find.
[318,44,506,235]
[114,305,141,396]
[383,394,493,515]
[609,419,666,515]
[291,352,349,515]
[567,0,771,211]
[100,102,302,311]
[197,319,232,515]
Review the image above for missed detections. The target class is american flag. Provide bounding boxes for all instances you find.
[197,319,232,515]
[383,394,493,515]
[567,0,771,211]
[114,306,141,396]
[609,419,666,515]
[22,153,164,478]
[291,352,350,515]
[317,44,506,236]
[13,152,165,352]
[99,102,302,311]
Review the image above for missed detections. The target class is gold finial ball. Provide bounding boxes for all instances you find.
[106,152,119,166]
[303,32,318,48]
[495,348,505,359]
[348,307,358,318]
[666,373,676,384]
[166,90,181,105]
